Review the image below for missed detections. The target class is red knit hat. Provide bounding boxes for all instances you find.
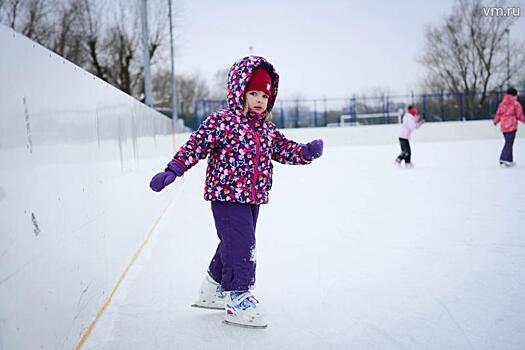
[408,106,418,116]
[246,68,272,96]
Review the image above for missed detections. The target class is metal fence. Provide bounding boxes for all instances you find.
[192,89,524,130]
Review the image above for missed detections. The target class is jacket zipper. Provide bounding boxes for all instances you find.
[249,119,261,203]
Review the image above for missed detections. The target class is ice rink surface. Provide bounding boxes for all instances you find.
[85,138,525,349]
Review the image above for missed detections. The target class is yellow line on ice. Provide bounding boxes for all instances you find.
[75,200,173,350]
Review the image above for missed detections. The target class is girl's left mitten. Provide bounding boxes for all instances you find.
[150,171,177,192]
[149,160,185,192]
[302,139,324,160]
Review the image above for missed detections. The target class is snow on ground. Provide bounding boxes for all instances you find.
[85,138,525,350]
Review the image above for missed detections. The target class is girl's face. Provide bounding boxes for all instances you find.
[245,90,269,113]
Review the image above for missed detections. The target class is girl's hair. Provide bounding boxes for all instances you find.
[506,87,518,96]
[243,96,272,121]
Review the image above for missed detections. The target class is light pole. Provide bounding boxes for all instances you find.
[504,28,510,86]
[168,0,178,121]
[141,0,153,107]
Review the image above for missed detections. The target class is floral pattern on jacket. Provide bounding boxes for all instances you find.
[171,56,310,204]
[494,94,525,133]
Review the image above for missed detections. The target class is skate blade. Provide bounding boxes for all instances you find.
[191,303,224,310]
[223,319,268,329]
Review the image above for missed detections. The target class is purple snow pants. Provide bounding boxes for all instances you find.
[207,201,260,291]
[500,131,516,162]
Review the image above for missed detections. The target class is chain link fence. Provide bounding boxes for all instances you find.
[191,89,524,130]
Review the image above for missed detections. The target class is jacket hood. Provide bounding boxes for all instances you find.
[226,56,280,113]
[501,94,517,106]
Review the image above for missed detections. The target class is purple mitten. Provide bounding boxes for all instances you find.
[301,139,324,161]
[149,160,185,192]
[150,171,177,192]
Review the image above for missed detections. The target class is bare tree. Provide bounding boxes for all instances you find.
[1,0,92,65]
[1,0,52,42]
[78,0,110,81]
[1,0,192,109]
[177,72,210,119]
[79,0,169,98]
[419,0,525,117]
[518,75,525,91]
[0,0,102,72]
[152,67,172,107]
[210,68,229,100]
[0,0,24,27]
[104,23,139,95]
[153,70,210,125]
[49,0,86,63]
[512,41,525,90]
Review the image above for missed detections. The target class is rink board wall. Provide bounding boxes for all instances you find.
[0,24,517,349]
[0,25,177,349]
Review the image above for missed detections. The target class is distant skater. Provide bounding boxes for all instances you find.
[395,105,425,168]
[493,87,525,167]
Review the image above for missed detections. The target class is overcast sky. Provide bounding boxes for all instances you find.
[171,0,524,99]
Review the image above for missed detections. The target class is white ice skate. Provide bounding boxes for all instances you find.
[224,291,267,329]
[191,274,225,310]
[499,160,515,168]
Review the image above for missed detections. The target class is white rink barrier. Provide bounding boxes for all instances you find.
[276,119,508,147]
[172,118,511,153]
[0,25,180,349]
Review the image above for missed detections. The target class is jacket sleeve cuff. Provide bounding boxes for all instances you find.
[299,146,313,163]
[166,159,186,176]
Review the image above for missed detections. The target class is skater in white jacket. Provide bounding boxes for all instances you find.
[395,106,425,167]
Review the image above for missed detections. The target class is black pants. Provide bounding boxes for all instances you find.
[500,131,516,162]
[397,138,411,163]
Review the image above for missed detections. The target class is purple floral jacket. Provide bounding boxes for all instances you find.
[171,56,311,204]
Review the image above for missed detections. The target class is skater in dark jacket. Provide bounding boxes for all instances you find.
[149,56,323,328]
[493,87,525,167]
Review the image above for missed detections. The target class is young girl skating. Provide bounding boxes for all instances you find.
[493,87,525,167]
[395,105,424,168]
[149,56,323,328]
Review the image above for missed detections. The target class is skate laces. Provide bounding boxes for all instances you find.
[216,285,226,298]
[205,274,226,298]
[239,296,258,311]
[231,291,259,311]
